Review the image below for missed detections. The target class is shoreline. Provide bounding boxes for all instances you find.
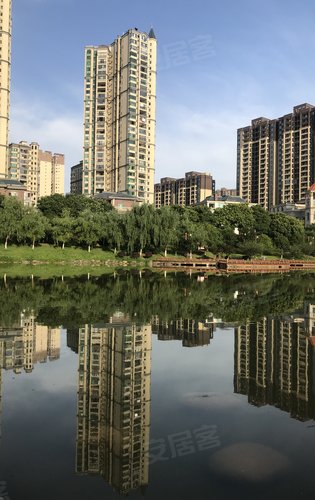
[0,257,315,279]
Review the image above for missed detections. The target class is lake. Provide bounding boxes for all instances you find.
[0,271,314,499]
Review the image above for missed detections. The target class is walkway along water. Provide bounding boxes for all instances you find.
[152,258,315,273]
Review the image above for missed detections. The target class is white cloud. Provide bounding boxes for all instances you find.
[10,98,82,193]
[156,100,263,189]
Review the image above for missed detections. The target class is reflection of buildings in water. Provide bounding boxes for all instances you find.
[0,314,61,374]
[234,304,315,421]
[152,317,214,347]
[76,315,151,495]
[67,329,79,354]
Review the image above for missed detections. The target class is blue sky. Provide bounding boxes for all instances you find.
[10,0,315,192]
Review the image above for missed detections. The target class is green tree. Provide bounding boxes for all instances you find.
[65,194,112,217]
[51,210,74,249]
[251,205,271,235]
[37,194,66,219]
[158,206,180,256]
[0,197,24,249]
[99,210,123,254]
[20,208,47,249]
[257,234,276,256]
[189,223,209,256]
[191,205,215,224]
[213,204,255,241]
[122,211,137,254]
[238,240,264,258]
[74,209,103,252]
[132,204,156,255]
[220,227,239,256]
[269,213,305,257]
[205,224,223,254]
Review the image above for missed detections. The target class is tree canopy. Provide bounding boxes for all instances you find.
[0,194,314,257]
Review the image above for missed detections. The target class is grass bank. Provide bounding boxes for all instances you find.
[0,245,154,277]
[0,244,117,263]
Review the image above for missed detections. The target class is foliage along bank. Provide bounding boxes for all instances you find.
[1,193,315,258]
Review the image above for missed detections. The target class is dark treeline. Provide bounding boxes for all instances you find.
[0,272,314,328]
[1,193,315,257]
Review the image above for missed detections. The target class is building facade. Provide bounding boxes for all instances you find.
[83,28,157,203]
[237,104,315,209]
[154,171,215,208]
[0,179,32,205]
[237,117,277,209]
[70,161,83,195]
[94,191,142,212]
[7,141,65,205]
[0,0,11,177]
[216,187,237,197]
[199,194,249,211]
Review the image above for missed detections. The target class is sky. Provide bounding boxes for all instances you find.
[10,0,315,192]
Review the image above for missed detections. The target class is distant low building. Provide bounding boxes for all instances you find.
[216,187,237,197]
[199,194,249,210]
[270,184,315,227]
[270,202,306,221]
[0,179,32,206]
[94,191,142,212]
[154,171,215,208]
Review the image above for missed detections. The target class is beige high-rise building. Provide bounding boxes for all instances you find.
[0,0,12,177]
[76,315,151,495]
[237,117,278,209]
[278,104,315,204]
[8,141,65,204]
[38,151,53,198]
[51,153,65,195]
[83,28,157,203]
[38,150,65,199]
[237,104,315,209]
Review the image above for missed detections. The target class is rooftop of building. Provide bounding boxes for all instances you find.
[239,103,315,130]
[0,179,26,189]
[94,191,141,201]
[156,172,213,185]
[293,103,315,112]
[149,28,156,39]
[201,195,246,204]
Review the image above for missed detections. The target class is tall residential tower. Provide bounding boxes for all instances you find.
[0,0,12,177]
[237,104,315,209]
[83,28,157,203]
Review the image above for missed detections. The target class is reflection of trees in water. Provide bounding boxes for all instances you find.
[0,272,314,328]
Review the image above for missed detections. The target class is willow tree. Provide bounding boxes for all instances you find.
[0,197,24,249]
[51,210,74,249]
[20,207,47,249]
[158,206,180,257]
[74,209,103,252]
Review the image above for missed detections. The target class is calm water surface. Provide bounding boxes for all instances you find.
[0,271,314,500]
